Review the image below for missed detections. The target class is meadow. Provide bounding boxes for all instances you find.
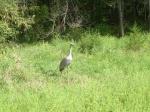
[0,32,150,112]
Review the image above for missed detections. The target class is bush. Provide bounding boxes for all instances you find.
[126,24,145,51]
[65,28,84,41]
[0,21,17,43]
[26,5,53,41]
[0,0,34,43]
[79,34,101,54]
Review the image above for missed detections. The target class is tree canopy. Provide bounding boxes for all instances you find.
[0,0,150,42]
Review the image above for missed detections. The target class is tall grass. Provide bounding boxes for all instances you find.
[0,31,150,112]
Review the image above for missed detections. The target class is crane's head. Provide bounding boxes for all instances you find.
[70,42,75,47]
[68,42,74,54]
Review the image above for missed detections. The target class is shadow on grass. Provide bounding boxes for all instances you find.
[44,70,59,77]
[38,66,60,78]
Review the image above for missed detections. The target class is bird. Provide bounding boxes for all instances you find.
[59,43,74,72]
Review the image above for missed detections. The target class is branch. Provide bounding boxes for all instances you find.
[61,0,69,32]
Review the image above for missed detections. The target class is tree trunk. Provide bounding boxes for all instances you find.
[118,0,124,37]
[148,0,150,31]
[48,0,53,13]
[133,0,137,22]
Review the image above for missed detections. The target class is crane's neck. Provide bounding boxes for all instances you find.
[66,46,72,60]
[68,46,72,56]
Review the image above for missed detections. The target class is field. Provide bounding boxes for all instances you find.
[0,33,150,112]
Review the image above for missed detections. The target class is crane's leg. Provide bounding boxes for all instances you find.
[66,66,70,84]
[65,65,69,74]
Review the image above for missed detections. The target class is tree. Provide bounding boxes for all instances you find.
[133,0,137,21]
[148,0,150,31]
[117,0,124,37]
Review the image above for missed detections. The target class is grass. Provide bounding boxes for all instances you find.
[0,32,150,112]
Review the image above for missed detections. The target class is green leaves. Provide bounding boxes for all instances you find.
[126,24,145,51]
[0,21,17,43]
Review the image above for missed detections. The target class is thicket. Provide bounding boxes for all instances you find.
[0,0,33,43]
[0,0,150,43]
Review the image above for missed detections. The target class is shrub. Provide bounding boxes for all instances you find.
[126,24,145,51]
[0,21,17,43]
[65,28,84,41]
[0,0,34,43]
[26,5,53,41]
[79,34,101,54]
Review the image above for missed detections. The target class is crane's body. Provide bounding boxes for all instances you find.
[59,44,73,72]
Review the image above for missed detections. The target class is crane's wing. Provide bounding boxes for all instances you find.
[59,58,71,72]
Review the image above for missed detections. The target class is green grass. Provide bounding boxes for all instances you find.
[0,33,150,112]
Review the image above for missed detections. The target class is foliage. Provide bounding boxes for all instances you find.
[0,0,149,42]
[64,28,84,41]
[0,0,33,43]
[126,24,145,51]
[0,21,16,43]
[26,5,52,41]
[79,34,101,54]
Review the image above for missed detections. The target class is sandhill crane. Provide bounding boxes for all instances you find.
[59,43,74,72]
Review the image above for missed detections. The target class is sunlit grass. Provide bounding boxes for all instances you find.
[0,33,150,112]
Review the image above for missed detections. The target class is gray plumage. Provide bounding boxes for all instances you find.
[59,58,71,72]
